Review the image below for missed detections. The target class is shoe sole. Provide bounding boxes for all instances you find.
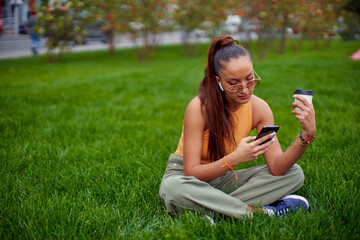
[204,215,216,228]
[282,195,310,209]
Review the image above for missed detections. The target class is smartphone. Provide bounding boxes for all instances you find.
[255,126,280,145]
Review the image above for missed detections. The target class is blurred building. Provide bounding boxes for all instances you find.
[0,0,40,34]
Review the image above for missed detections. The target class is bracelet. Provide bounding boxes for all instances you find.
[221,156,238,180]
[298,138,309,146]
[299,131,315,145]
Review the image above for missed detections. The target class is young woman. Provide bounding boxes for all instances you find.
[159,35,316,219]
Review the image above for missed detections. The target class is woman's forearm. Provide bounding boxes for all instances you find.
[184,157,233,182]
[270,138,308,176]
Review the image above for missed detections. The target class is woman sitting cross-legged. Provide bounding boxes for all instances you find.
[159,35,316,220]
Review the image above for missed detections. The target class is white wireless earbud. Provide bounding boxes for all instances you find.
[218,82,224,92]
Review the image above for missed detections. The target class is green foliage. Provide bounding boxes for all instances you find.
[34,0,349,62]
[123,0,175,61]
[86,0,175,60]
[85,0,131,56]
[174,0,233,55]
[235,0,340,58]
[36,0,90,62]
[0,40,359,239]
[174,0,204,33]
[338,11,360,40]
[342,0,360,16]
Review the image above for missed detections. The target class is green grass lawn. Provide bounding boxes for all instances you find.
[1,40,360,239]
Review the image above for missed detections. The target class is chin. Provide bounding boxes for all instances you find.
[226,94,251,108]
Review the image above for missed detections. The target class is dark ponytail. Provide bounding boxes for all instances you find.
[198,35,250,161]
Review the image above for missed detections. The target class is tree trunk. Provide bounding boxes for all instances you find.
[257,29,264,60]
[326,35,331,47]
[182,31,198,56]
[108,32,115,56]
[279,8,289,54]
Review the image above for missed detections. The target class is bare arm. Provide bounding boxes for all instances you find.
[182,97,231,182]
[183,96,275,182]
[252,95,316,176]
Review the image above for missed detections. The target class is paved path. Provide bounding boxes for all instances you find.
[0,31,214,60]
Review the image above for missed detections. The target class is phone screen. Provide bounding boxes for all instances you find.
[256,126,279,145]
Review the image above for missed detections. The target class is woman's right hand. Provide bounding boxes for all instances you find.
[228,133,276,166]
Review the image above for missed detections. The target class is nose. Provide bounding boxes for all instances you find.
[240,83,249,94]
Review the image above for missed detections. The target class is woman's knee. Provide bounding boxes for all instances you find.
[288,164,305,188]
[159,175,190,203]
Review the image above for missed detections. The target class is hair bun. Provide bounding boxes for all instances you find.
[213,35,238,52]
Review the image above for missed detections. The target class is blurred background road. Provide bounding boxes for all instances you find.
[0,30,257,59]
[0,31,215,59]
[0,32,159,59]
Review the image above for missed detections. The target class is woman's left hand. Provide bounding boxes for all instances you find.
[291,95,316,139]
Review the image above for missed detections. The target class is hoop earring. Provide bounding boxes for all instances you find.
[218,82,224,92]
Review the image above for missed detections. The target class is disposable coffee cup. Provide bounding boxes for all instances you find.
[293,89,314,110]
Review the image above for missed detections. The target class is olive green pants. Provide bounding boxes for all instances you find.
[159,153,304,219]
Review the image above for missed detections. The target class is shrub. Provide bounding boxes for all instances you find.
[36,0,90,62]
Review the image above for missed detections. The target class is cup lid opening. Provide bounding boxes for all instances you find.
[294,89,314,96]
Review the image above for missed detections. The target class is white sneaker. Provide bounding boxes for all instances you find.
[204,215,216,228]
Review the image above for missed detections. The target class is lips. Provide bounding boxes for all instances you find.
[238,94,250,99]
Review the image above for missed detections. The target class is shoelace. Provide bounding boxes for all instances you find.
[263,208,275,216]
[276,201,294,216]
[263,201,290,217]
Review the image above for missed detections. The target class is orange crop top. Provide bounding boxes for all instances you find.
[175,101,252,164]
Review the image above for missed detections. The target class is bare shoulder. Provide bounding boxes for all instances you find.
[185,96,203,117]
[187,96,202,110]
[251,95,270,109]
[184,96,205,125]
[251,95,274,129]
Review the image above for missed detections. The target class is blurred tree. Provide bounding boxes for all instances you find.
[174,0,232,56]
[201,0,233,39]
[238,0,277,59]
[36,0,91,62]
[86,0,129,56]
[122,0,174,61]
[237,0,341,57]
[174,0,204,56]
[82,0,174,60]
[272,0,299,54]
[342,0,360,16]
[338,11,360,40]
[338,0,360,40]
[299,0,338,48]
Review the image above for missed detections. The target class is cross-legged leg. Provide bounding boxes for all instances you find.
[159,154,304,219]
[211,164,304,207]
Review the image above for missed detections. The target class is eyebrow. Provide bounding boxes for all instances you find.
[225,70,254,81]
